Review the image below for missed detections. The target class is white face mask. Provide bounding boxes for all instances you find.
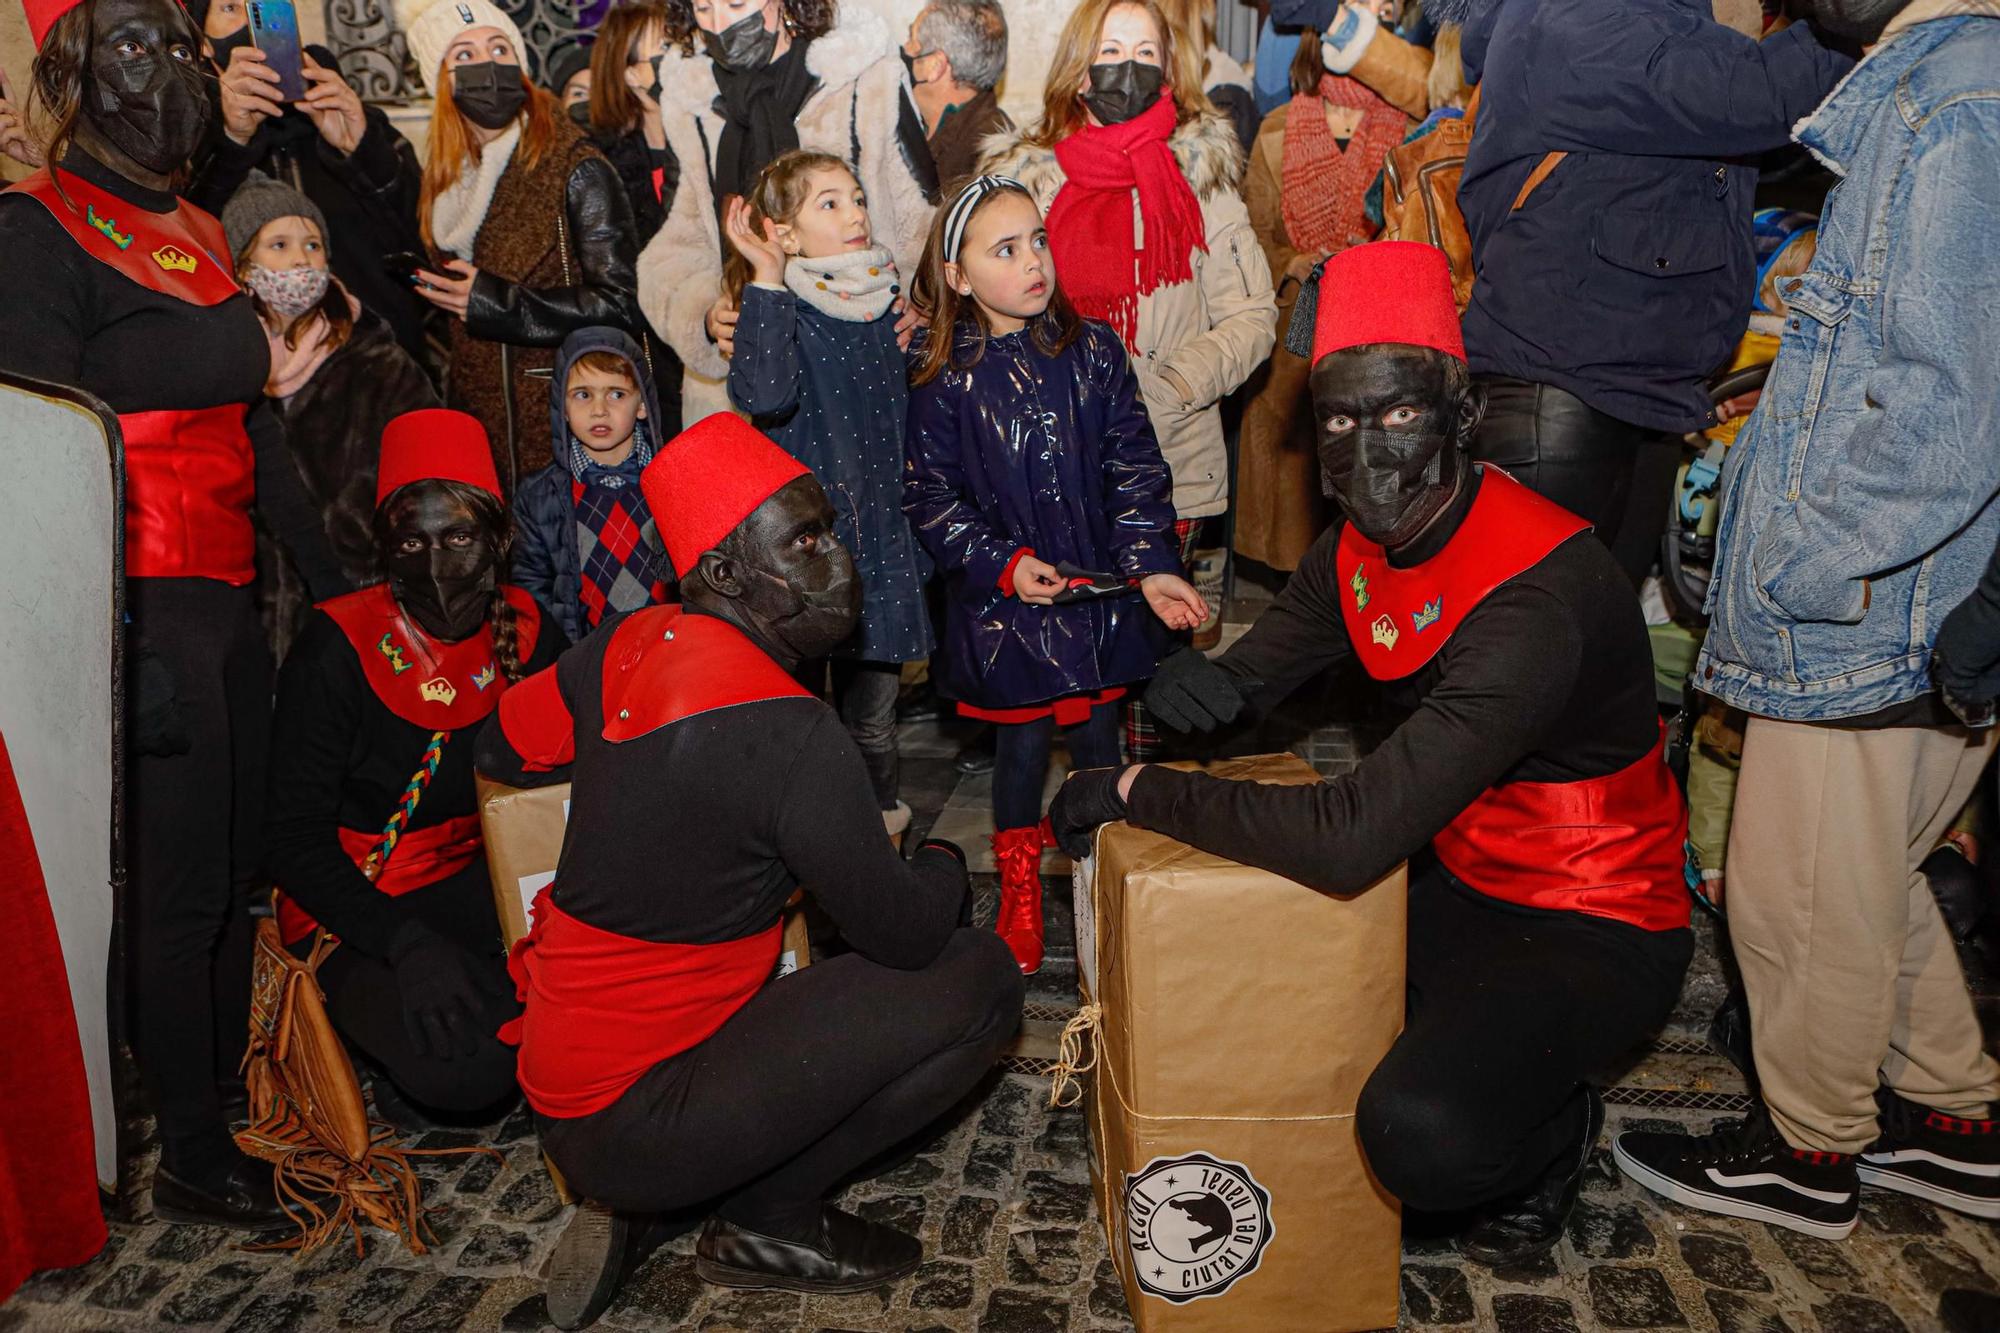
[246,263,332,318]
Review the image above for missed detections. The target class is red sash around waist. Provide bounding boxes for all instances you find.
[499,887,781,1118]
[275,814,485,946]
[121,405,256,584]
[1431,732,1690,932]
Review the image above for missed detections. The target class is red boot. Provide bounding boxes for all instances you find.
[991,826,1046,975]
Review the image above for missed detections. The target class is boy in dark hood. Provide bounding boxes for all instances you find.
[511,326,675,642]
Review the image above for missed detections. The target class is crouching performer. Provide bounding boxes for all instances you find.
[266,409,563,1118]
[1051,243,1694,1266]
[476,413,1024,1327]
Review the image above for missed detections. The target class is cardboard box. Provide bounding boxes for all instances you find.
[474,776,810,972]
[1075,753,1405,1332]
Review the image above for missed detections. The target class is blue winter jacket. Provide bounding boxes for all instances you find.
[1459,0,1850,432]
[729,281,934,664]
[903,320,1184,711]
[1696,14,2000,722]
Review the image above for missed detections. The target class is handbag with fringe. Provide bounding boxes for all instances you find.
[235,728,498,1256]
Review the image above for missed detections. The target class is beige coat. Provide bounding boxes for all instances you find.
[982,113,1277,520]
[636,7,934,424]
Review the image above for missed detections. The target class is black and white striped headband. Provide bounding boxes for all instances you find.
[942,175,1028,264]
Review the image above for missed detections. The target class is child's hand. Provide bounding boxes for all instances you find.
[1140,574,1208,632]
[707,295,740,358]
[1012,554,1065,605]
[723,195,787,288]
[893,296,927,352]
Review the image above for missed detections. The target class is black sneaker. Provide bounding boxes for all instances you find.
[1859,1088,2000,1220]
[1612,1109,1858,1239]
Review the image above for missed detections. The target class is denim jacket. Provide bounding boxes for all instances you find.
[1695,14,2000,721]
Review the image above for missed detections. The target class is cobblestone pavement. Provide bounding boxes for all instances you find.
[8,603,2000,1330]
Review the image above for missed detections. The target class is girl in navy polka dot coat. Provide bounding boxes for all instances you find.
[725,150,934,838]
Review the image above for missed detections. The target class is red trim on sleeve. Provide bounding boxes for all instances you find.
[999,547,1036,594]
[497,665,575,772]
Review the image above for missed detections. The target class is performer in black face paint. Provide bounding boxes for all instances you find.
[476,412,1022,1329]
[263,410,566,1123]
[0,0,284,1230]
[1050,242,1695,1267]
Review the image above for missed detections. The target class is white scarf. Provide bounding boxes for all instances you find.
[430,121,522,262]
[783,246,900,324]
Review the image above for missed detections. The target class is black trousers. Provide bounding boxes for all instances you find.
[1471,376,1683,588]
[1355,860,1693,1213]
[539,927,1023,1239]
[126,578,270,1173]
[312,864,520,1115]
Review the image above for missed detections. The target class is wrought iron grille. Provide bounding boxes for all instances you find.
[324,0,601,103]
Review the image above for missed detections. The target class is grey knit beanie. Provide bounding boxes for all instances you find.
[221,171,331,262]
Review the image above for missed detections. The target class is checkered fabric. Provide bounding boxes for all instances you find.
[572,475,669,629]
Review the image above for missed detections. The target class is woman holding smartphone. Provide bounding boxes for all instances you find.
[395,0,642,487]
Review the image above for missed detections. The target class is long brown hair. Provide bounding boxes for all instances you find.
[719,148,852,307]
[587,1,667,137]
[418,64,561,249]
[1288,25,1325,95]
[370,480,527,682]
[909,181,1082,387]
[1026,0,1210,149]
[658,0,836,55]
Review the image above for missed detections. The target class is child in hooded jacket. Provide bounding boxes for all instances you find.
[902,175,1205,974]
[511,326,674,644]
[725,149,934,841]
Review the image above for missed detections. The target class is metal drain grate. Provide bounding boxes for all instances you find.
[1022,1001,1077,1024]
[1002,1054,1062,1077]
[1603,1087,1755,1113]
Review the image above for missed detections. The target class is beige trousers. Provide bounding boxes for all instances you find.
[1729,715,2000,1153]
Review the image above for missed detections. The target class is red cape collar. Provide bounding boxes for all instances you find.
[1335,466,1589,681]
[602,606,811,742]
[3,166,238,306]
[320,583,542,728]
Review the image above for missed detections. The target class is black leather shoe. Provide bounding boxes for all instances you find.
[151,1157,291,1232]
[953,730,996,776]
[1456,1087,1604,1267]
[545,1201,634,1330]
[695,1207,922,1294]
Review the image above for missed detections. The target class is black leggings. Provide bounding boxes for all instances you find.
[312,865,520,1115]
[1472,376,1683,588]
[991,702,1122,832]
[126,578,270,1176]
[539,928,1023,1240]
[1355,860,1692,1213]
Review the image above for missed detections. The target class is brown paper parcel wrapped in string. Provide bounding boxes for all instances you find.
[474,775,811,968]
[1067,753,1405,1331]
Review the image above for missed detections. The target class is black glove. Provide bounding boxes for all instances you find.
[1144,647,1254,735]
[1933,579,2000,719]
[1047,766,1130,859]
[389,920,502,1061]
[130,640,191,758]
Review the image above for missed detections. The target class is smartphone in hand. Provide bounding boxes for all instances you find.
[247,0,308,102]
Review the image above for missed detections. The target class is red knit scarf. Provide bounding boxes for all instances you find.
[1279,74,1406,257]
[1047,96,1207,349]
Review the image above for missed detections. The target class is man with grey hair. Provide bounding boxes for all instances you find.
[903,0,1011,188]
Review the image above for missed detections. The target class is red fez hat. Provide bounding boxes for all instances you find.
[24,0,82,46]
[643,412,810,576]
[375,409,502,506]
[1311,241,1465,365]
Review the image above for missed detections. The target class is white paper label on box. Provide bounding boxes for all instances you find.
[1125,1152,1274,1304]
[1073,848,1098,997]
[772,950,799,980]
[516,870,555,929]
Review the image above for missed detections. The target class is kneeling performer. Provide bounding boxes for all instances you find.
[1051,243,1693,1265]
[477,414,1024,1325]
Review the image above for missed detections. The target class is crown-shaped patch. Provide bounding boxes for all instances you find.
[151,245,198,274]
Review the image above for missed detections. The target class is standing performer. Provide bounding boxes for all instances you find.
[264,410,563,1118]
[477,413,1022,1328]
[1050,242,1694,1266]
[0,0,278,1228]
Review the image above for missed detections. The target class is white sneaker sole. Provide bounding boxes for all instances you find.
[1857,1163,2000,1220]
[1612,1139,1858,1241]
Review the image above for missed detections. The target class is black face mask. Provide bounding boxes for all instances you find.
[644,52,665,101]
[724,478,861,663]
[1790,0,1905,43]
[207,24,251,70]
[451,62,529,130]
[702,9,781,72]
[381,484,502,642]
[86,0,212,175]
[1310,346,1477,549]
[1083,60,1164,126]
